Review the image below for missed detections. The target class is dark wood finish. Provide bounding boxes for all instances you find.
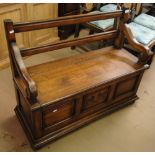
[4,11,150,149]
[58,4,80,39]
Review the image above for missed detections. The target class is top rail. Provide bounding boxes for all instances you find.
[13,10,123,33]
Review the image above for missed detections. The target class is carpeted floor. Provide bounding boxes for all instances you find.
[0,45,155,152]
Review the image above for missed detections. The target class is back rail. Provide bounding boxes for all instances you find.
[20,30,117,57]
[13,10,123,33]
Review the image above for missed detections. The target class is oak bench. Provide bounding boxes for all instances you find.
[4,10,152,149]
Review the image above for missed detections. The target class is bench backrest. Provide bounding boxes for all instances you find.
[4,10,129,58]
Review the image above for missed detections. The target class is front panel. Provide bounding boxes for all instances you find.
[42,99,76,131]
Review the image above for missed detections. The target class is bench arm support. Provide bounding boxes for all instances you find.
[11,42,38,103]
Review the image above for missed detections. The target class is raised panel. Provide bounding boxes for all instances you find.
[27,3,59,47]
[114,75,139,98]
[82,88,109,113]
[43,100,76,128]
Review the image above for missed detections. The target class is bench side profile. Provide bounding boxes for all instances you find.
[4,10,150,149]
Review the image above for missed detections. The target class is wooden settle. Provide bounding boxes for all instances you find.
[4,10,152,149]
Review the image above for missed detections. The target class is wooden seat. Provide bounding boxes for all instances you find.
[28,47,139,104]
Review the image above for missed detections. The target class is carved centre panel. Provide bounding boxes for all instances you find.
[82,88,109,113]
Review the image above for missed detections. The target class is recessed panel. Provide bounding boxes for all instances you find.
[115,76,138,98]
[43,100,75,128]
[82,88,109,112]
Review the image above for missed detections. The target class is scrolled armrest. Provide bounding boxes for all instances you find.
[11,42,38,103]
[122,23,153,64]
